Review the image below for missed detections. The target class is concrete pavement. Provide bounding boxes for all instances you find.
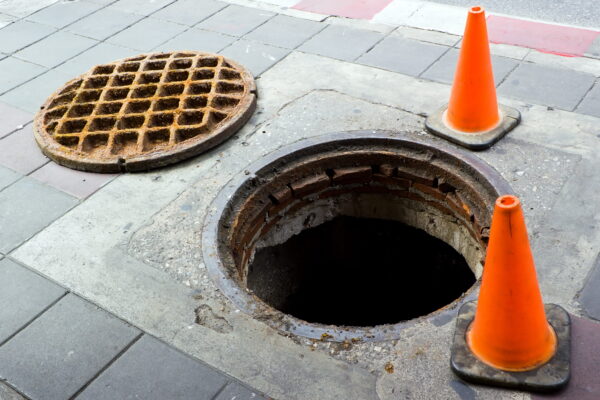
[0,0,599,399]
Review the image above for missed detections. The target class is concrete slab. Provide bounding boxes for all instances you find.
[0,20,55,53]
[0,102,32,139]
[357,35,448,76]
[107,17,188,52]
[77,335,229,400]
[0,57,46,94]
[216,382,268,400]
[25,0,102,28]
[0,68,78,113]
[575,81,600,118]
[406,2,467,35]
[0,258,65,344]
[152,0,227,26]
[0,124,48,174]
[0,165,21,191]
[498,63,596,111]
[152,28,236,53]
[197,5,275,36]
[0,12,16,28]
[421,48,519,85]
[55,42,139,78]
[11,51,600,400]
[221,39,290,76]
[0,0,60,19]
[580,254,600,321]
[65,7,144,41]
[371,0,422,26]
[14,31,98,68]
[0,382,25,400]
[109,0,176,15]
[297,24,384,61]
[245,14,324,49]
[0,294,140,400]
[30,162,118,199]
[0,177,77,253]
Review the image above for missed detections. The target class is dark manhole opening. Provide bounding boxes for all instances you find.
[248,216,476,326]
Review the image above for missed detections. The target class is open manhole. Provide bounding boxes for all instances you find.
[34,51,256,172]
[202,131,512,341]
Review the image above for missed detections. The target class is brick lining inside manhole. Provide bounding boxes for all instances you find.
[203,132,513,341]
[34,51,256,172]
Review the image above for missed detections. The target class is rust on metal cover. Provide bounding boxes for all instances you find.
[34,51,257,172]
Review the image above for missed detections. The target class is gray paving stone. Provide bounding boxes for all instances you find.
[244,14,323,49]
[153,28,236,53]
[109,0,176,15]
[0,12,16,28]
[357,35,448,76]
[0,294,140,400]
[14,31,98,68]
[25,0,103,28]
[66,7,144,41]
[30,162,118,199]
[575,81,600,118]
[55,42,139,77]
[0,69,74,113]
[421,47,519,86]
[580,254,600,321]
[0,258,65,344]
[0,124,48,174]
[298,25,384,62]
[498,63,596,111]
[221,39,290,76]
[0,382,25,400]
[77,335,228,400]
[0,177,77,253]
[197,5,275,37]
[0,20,55,53]
[152,0,227,26]
[0,57,46,94]
[0,0,59,19]
[215,382,267,400]
[0,165,21,190]
[0,101,33,139]
[107,17,188,51]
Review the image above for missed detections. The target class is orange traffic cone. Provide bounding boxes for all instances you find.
[450,195,570,391]
[446,6,499,133]
[467,195,556,370]
[425,6,520,150]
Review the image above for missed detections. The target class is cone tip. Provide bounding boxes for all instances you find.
[469,5,485,14]
[495,194,520,211]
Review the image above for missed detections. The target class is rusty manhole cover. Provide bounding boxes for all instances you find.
[34,51,257,172]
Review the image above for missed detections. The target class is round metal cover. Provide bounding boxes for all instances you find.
[34,51,257,172]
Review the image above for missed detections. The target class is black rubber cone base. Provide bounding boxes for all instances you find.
[450,301,571,392]
[425,104,520,150]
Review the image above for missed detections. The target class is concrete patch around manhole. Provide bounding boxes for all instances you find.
[34,51,256,172]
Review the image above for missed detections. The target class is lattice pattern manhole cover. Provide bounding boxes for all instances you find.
[34,51,257,172]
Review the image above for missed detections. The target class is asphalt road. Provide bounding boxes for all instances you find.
[428,0,600,28]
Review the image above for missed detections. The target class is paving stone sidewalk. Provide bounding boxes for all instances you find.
[0,0,599,399]
[0,257,268,400]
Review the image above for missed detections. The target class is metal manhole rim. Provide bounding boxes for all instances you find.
[34,51,257,173]
[201,130,514,342]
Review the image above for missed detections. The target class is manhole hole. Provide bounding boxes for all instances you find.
[34,51,256,172]
[202,131,513,341]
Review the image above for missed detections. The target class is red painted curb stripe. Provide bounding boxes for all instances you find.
[487,15,600,57]
[293,0,393,20]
